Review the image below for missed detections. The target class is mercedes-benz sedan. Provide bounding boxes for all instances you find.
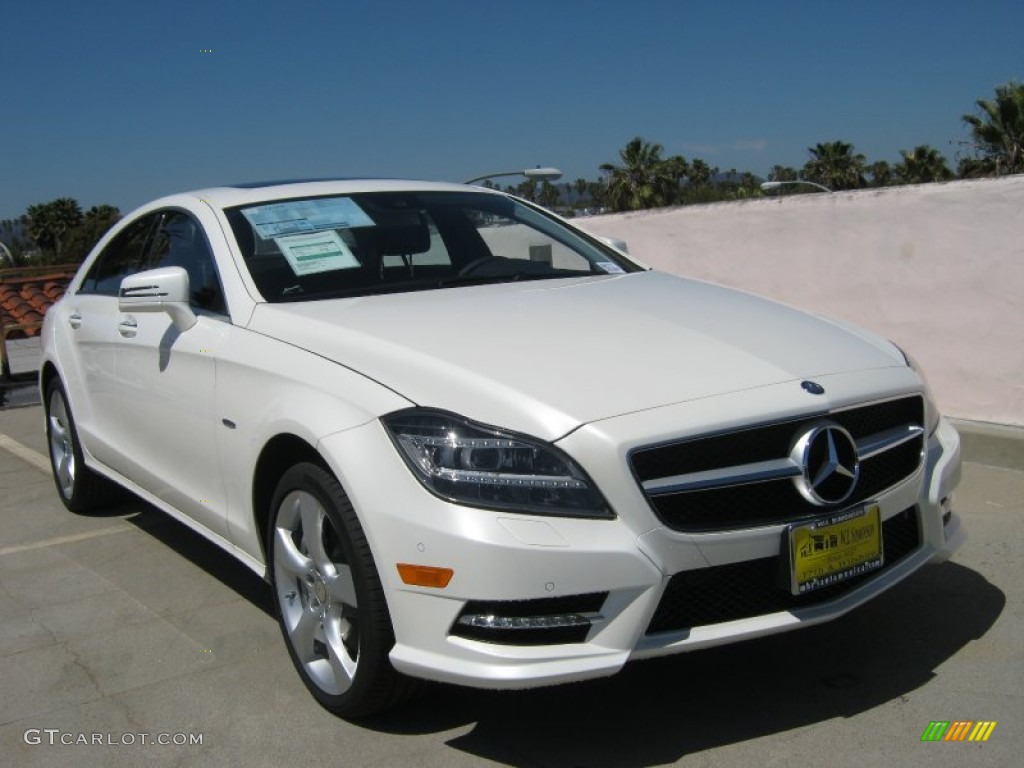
[40,179,964,717]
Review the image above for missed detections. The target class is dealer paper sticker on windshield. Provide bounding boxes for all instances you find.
[242,198,375,239]
[275,231,359,275]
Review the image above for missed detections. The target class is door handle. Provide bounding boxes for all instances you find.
[117,318,138,338]
[68,313,82,329]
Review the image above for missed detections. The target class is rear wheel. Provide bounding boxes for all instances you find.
[45,378,120,513]
[268,462,418,717]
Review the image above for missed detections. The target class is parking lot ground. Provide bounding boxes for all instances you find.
[0,402,1020,768]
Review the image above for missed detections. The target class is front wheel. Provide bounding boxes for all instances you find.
[268,462,418,718]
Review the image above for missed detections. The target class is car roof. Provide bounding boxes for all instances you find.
[180,178,492,209]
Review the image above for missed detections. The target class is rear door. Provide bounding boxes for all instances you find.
[57,213,159,469]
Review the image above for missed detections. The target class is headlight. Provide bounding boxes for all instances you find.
[896,345,941,436]
[383,409,613,519]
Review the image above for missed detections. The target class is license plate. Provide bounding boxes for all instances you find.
[788,504,883,595]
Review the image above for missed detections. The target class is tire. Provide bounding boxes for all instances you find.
[267,462,419,718]
[44,378,121,513]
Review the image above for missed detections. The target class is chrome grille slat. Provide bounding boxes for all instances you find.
[856,424,925,460]
[642,457,801,495]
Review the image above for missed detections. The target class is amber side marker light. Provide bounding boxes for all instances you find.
[397,563,454,588]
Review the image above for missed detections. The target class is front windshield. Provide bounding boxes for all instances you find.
[224,191,639,302]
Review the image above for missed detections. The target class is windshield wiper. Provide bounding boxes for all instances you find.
[435,272,564,289]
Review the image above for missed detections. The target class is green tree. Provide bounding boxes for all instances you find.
[599,137,680,211]
[25,198,83,261]
[0,216,31,265]
[956,155,989,179]
[537,180,561,209]
[62,205,121,263]
[802,141,867,190]
[512,180,537,202]
[573,178,589,208]
[679,158,723,203]
[894,145,953,184]
[688,158,714,186]
[866,160,894,187]
[768,165,798,182]
[962,81,1024,175]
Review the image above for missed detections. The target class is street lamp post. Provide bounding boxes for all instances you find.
[464,167,563,185]
[760,180,833,194]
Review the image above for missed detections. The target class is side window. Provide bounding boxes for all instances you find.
[148,211,227,314]
[79,214,158,295]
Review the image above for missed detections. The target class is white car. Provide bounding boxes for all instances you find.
[41,180,964,717]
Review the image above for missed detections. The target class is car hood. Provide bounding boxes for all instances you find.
[248,271,904,440]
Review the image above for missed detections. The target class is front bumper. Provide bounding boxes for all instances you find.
[319,385,964,689]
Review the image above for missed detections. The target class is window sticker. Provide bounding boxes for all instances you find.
[242,198,375,239]
[595,261,626,274]
[275,231,360,275]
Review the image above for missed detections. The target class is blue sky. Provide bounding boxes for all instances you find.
[2,0,1021,219]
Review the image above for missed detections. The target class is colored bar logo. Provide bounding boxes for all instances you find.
[921,721,997,742]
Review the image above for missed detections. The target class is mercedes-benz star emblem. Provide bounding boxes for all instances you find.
[791,422,860,505]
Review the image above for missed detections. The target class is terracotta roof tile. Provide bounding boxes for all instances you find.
[0,268,76,339]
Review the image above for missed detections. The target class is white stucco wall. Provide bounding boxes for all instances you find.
[575,176,1024,426]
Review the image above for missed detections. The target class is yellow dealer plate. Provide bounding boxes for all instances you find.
[788,504,883,595]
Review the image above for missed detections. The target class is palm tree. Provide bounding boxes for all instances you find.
[573,178,589,209]
[25,198,83,260]
[512,180,537,202]
[962,81,1024,175]
[802,141,866,190]
[537,180,561,209]
[866,160,894,187]
[894,145,953,184]
[768,165,798,182]
[599,137,680,211]
[688,158,714,186]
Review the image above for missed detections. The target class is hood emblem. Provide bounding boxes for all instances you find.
[801,380,825,395]
[791,422,860,506]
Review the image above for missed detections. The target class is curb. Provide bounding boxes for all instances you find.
[951,418,1024,471]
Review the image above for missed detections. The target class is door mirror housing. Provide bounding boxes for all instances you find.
[119,267,197,331]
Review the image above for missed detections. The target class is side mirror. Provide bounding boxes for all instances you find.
[597,236,629,254]
[119,267,197,332]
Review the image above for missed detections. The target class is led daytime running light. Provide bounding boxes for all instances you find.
[456,612,601,630]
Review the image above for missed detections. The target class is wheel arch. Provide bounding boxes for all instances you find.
[40,361,59,400]
[251,433,330,565]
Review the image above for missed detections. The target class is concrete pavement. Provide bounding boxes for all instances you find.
[0,403,1020,767]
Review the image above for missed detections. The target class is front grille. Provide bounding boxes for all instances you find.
[631,396,925,532]
[646,506,921,635]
